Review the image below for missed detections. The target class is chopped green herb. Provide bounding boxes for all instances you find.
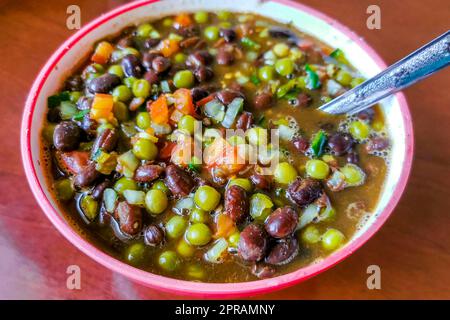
[47,91,71,108]
[330,48,349,65]
[305,64,321,90]
[188,156,202,172]
[241,37,260,50]
[72,109,89,121]
[311,130,327,157]
[250,73,261,85]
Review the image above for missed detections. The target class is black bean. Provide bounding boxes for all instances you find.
[73,162,100,188]
[134,164,164,183]
[220,28,237,42]
[53,121,81,151]
[143,38,161,49]
[77,96,92,110]
[268,27,299,44]
[114,201,143,236]
[253,92,273,110]
[186,50,213,68]
[287,178,322,207]
[91,128,118,155]
[194,66,214,82]
[142,52,159,70]
[292,137,309,154]
[144,224,164,246]
[238,224,268,262]
[191,87,209,102]
[65,75,84,91]
[121,54,143,77]
[152,56,171,74]
[224,185,248,223]
[265,237,299,265]
[265,206,298,239]
[328,133,354,156]
[92,180,111,200]
[47,107,61,123]
[251,263,276,279]
[216,47,235,65]
[88,73,121,94]
[143,70,159,85]
[216,89,243,105]
[164,164,194,198]
[249,173,271,190]
[236,112,254,131]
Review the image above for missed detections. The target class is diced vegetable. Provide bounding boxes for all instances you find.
[221,97,244,128]
[157,39,180,57]
[305,64,321,90]
[174,13,193,28]
[205,238,228,263]
[149,95,169,124]
[214,213,236,238]
[241,37,260,50]
[60,101,78,120]
[340,164,366,186]
[117,150,139,178]
[297,203,320,230]
[124,190,146,206]
[173,88,195,115]
[311,130,327,157]
[94,151,117,174]
[90,94,114,122]
[330,48,349,65]
[250,193,273,222]
[173,197,195,215]
[204,99,225,122]
[80,195,99,222]
[278,124,296,141]
[91,41,114,65]
[103,188,118,213]
[48,91,70,108]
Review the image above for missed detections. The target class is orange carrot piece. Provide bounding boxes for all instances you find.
[214,214,237,239]
[174,13,193,28]
[90,93,114,122]
[158,39,180,57]
[91,41,114,65]
[150,95,169,124]
[173,88,195,115]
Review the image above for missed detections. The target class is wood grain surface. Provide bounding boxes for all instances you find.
[0,0,449,299]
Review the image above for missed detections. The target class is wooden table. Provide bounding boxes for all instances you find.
[1,0,449,299]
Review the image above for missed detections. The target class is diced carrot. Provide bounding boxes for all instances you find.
[174,13,193,28]
[150,95,169,124]
[170,109,184,123]
[170,135,193,167]
[214,214,237,239]
[90,93,114,122]
[91,41,114,65]
[158,141,177,160]
[204,137,245,175]
[158,39,180,57]
[173,88,195,115]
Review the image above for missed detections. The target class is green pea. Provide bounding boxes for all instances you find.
[186,264,205,279]
[273,43,290,57]
[301,225,321,244]
[204,26,219,41]
[190,207,210,223]
[137,23,153,38]
[321,228,345,251]
[152,180,170,194]
[114,177,138,195]
[340,164,364,185]
[145,189,168,214]
[54,179,74,201]
[124,76,137,88]
[275,58,295,76]
[174,52,187,64]
[177,239,195,257]
[194,185,221,211]
[228,178,252,192]
[113,101,130,122]
[250,193,273,222]
[351,77,365,88]
[178,115,196,135]
[165,215,187,239]
[186,223,212,246]
[69,91,82,103]
[126,243,146,265]
[228,231,240,248]
[158,250,180,272]
[136,112,151,129]
[349,120,370,141]
[108,64,124,78]
[258,65,275,82]
[173,70,195,88]
[112,85,132,102]
[132,138,158,160]
[132,79,150,98]
[162,18,173,27]
[80,195,99,221]
[274,162,298,184]
[217,11,231,20]
[194,11,209,24]
[335,70,353,86]
[296,76,307,90]
[305,159,330,180]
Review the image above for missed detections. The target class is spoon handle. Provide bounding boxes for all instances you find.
[319,30,450,115]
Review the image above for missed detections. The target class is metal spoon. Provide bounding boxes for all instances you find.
[319,30,450,115]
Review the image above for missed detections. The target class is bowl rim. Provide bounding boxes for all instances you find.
[20,0,414,298]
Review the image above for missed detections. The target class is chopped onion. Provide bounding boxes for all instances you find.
[103,188,118,213]
[326,170,346,192]
[205,238,228,263]
[297,204,320,230]
[151,122,172,135]
[123,190,145,206]
[222,98,244,128]
[278,124,297,141]
[204,99,225,122]
[173,197,195,215]
[326,79,343,96]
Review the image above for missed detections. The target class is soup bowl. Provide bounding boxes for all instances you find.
[21,0,413,298]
